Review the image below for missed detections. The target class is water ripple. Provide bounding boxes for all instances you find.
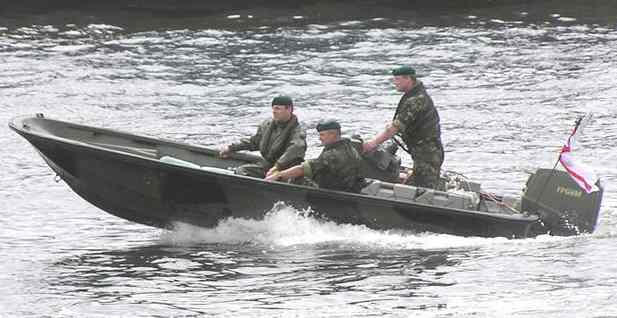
[2,6,617,317]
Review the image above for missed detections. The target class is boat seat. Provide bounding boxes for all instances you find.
[393,183,417,200]
[200,166,235,175]
[361,180,419,201]
[160,155,201,169]
[360,180,394,199]
[415,188,479,210]
[361,178,480,210]
[159,156,234,174]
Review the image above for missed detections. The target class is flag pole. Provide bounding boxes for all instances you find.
[533,115,585,205]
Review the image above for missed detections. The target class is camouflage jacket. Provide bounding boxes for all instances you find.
[393,81,444,162]
[229,115,307,169]
[302,138,365,192]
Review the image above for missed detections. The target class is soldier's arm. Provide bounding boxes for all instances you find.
[229,122,265,152]
[274,126,307,170]
[269,155,324,181]
[265,164,305,182]
[363,122,399,153]
[364,96,426,152]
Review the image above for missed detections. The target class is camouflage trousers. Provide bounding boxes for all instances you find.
[405,159,442,190]
[405,144,444,190]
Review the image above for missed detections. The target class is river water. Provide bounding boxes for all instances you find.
[1,2,617,317]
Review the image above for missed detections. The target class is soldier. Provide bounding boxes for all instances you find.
[362,66,444,190]
[220,95,307,178]
[265,119,365,193]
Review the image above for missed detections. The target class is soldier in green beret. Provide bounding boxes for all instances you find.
[220,95,307,178]
[363,66,444,190]
[266,119,365,193]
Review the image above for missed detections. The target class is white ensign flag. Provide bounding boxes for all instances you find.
[558,113,599,193]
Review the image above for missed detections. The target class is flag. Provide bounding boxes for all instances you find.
[558,113,599,193]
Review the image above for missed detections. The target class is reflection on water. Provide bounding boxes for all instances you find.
[51,243,461,314]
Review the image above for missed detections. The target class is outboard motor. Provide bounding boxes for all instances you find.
[350,137,401,183]
[522,168,603,236]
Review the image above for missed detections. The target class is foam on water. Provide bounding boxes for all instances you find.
[159,203,573,250]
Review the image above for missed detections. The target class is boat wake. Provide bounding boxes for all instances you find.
[158,203,563,249]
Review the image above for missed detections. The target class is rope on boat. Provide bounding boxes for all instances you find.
[479,191,520,214]
[443,170,519,213]
[443,170,475,192]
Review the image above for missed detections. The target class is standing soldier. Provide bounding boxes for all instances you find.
[220,95,307,178]
[266,119,365,193]
[363,66,444,190]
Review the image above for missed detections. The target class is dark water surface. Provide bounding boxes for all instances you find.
[2,2,617,317]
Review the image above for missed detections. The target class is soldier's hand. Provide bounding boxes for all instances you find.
[266,165,279,177]
[219,145,232,158]
[400,169,413,184]
[265,171,281,182]
[385,123,396,133]
[399,172,408,184]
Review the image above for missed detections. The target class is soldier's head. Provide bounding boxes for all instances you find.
[391,66,417,93]
[271,95,294,123]
[316,119,341,145]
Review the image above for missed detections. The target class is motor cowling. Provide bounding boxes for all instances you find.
[522,168,603,236]
[350,137,401,183]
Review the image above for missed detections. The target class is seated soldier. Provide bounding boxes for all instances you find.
[265,119,365,193]
[220,95,307,178]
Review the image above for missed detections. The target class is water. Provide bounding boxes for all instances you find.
[2,2,617,317]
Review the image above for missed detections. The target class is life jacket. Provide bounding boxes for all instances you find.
[259,114,300,166]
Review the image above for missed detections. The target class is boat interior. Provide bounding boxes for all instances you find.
[17,115,524,215]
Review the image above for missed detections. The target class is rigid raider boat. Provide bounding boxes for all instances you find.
[9,114,603,238]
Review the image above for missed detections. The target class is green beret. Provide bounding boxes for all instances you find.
[391,66,416,77]
[272,95,293,106]
[316,119,341,132]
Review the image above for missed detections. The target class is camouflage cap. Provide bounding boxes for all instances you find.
[391,66,416,77]
[272,95,293,106]
[316,119,341,132]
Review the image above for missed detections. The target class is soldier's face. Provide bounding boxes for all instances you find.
[393,75,414,92]
[318,130,339,145]
[272,105,292,122]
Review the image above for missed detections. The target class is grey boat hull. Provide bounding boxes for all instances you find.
[10,114,602,238]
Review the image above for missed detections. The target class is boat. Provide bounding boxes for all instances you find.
[9,114,604,239]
